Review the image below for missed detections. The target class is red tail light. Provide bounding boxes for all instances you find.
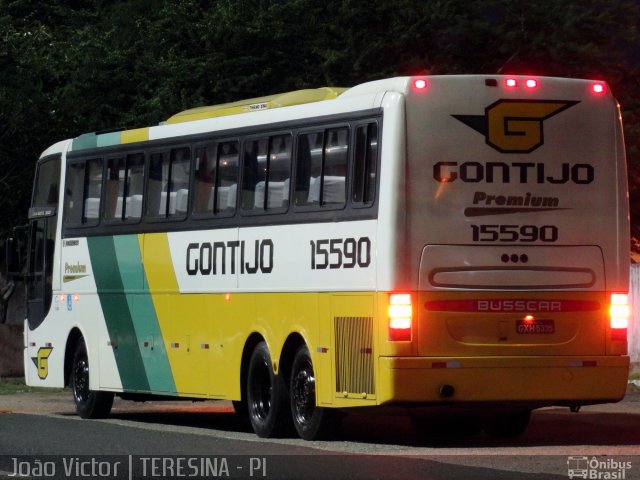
[609,293,629,341]
[388,293,412,341]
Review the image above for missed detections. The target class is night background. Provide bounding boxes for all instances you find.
[1,0,639,250]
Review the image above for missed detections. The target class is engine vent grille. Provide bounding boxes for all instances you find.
[334,316,375,395]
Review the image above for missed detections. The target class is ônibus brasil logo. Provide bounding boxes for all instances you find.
[453,99,579,153]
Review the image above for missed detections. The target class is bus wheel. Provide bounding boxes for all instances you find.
[70,340,113,419]
[246,342,291,437]
[484,409,531,438]
[290,344,342,440]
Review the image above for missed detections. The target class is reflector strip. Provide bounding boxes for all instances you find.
[432,361,462,369]
[425,299,600,313]
[568,360,597,367]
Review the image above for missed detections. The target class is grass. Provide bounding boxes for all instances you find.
[0,376,65,394]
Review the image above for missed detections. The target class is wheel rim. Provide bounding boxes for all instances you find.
[73,356,90,404]
[250,357,272,421]
[292,358,316,425]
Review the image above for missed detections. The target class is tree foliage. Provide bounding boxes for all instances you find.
[1,0,639,241]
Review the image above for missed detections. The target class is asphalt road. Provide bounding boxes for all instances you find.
[1,391,639,479]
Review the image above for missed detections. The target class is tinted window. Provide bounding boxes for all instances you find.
[104,153,144,222]
[193,141,239,216]
[147,148,191,219]
[295,127,348,208]
[64,158,102,225]
[352,122,378,205]
[242,134,291,212]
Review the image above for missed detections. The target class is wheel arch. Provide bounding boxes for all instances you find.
[278,332,306,388]
[64,327,84,387]
[238,332,266,402]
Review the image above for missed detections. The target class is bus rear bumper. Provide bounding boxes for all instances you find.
[377,355,630,406]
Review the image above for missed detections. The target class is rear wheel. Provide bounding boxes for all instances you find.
[290,344,342,440]
[246,342,292,437]
[70,340,113,419]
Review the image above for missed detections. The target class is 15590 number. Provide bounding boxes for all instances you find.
[471,224,558,242]
[310,237,371,269]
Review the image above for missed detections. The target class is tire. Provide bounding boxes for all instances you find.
[70,340,113,419]
[483,409,531,438]
[290,344,342,440]
[246,342,292,437]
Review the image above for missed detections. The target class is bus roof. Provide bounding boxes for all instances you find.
[165,87,347,124]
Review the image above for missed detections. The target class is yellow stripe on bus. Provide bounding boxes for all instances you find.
[141,233,210,396]
[121,127,149,144]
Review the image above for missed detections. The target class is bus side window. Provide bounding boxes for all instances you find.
[242,138,268,211]
[265,135,291,210]
[104,157,125,221]
[216,141,239,214]
[84,158,103,222]
[64,162,86,225]
[147,152,169,218]
[193,145,216,215]
[294,132,323,207]
[147,148,191,219]
[103,154,144,222]
[243,135,291,212]
[352,122,378,206]
[295,128,347,208]
[323,128,348,206]
[193,141,239,216]
[170,148,191,217]
[126,153,144,220]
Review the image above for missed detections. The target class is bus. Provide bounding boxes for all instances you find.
[6,75,630,440]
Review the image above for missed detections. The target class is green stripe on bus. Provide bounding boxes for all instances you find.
[87,236,150,391]
[96,132,122,147]
[71,133,97,151]
[112,235,176,393]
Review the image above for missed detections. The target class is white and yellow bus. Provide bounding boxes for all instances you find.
[9,75,630,440]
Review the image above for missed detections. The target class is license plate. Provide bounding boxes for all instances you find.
[516,319,555,334]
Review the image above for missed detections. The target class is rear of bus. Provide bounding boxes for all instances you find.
[380,76,630,420]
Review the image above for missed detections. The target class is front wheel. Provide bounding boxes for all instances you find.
[70,340,113,419]
[246,342,292,437]
[290,344,342,440]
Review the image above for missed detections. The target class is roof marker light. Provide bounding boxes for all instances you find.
[593,83,605,94]
[505,78,517,88]
[414,79,427,90]
[525,79,538,89]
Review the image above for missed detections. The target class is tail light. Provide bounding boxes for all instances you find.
[609,293,629,341]
[388,293,412,341]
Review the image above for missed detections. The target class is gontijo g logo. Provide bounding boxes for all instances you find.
[453,100,579,153]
